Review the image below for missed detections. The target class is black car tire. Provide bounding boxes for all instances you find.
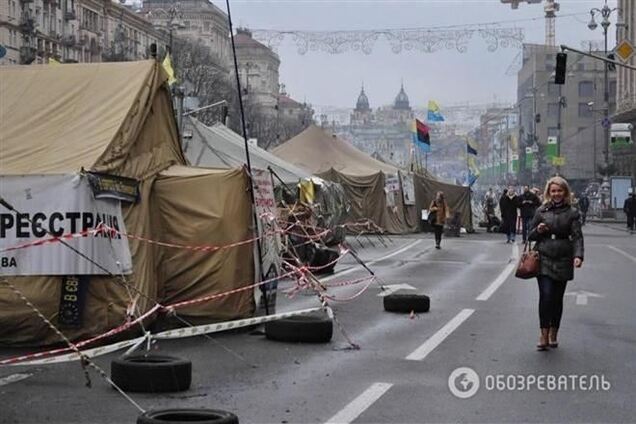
[265,314,333,343]
[111,354,191,393]
[383,292,430,313]
[137,408,238,424]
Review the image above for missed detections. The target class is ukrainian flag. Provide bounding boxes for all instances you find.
[427,100,445,122]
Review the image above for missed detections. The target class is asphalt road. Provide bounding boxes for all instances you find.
[1,224,634,424]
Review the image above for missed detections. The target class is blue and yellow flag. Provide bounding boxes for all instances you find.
[427,100,445,122]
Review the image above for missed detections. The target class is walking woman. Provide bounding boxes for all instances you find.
[429,191,450,249]
[528,176,584,350]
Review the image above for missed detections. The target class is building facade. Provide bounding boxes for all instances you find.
[140,0,230,73]
[614,0,636,182]
[517,43,617,184]
[0,0,165,65]
[234,27,280,113]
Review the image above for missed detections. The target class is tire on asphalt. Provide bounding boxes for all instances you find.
[383,291,430,313]
[111,354,192,393]
[265,313,333,343]
[137,408,238,424]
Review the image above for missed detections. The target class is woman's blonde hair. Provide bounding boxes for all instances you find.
[543,176,571,205]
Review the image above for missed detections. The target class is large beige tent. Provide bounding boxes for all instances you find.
[273,125,418,234]
[0,61,254,345]
[273,125,473,233]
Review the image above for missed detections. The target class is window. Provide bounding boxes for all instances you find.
[578,81,594,97]
[547,103,560,117]
[578,103,592,118]
[548,83,559,96]
[548,127,559,138]
[609,81,617,95]
[577,62,585,71]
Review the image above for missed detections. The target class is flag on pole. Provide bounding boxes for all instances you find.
[162,53,177,86]
[411,119,431,153]
[467,156,480,186]
[427,100,445,122]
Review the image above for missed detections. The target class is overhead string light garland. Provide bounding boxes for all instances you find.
[251,12,591,55]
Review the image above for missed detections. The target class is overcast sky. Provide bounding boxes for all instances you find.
[212,0,619,109]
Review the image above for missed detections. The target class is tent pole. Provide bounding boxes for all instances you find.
[225,0,268,314]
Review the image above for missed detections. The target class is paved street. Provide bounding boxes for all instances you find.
[1,225,634,424]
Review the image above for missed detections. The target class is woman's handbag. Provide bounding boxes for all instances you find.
[427,210,437,226]
[515,242,540,279]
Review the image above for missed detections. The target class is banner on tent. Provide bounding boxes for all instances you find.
[253,169,282,313]
[400,173,416,206]
[0,174,132,276]
[385,174,401,208]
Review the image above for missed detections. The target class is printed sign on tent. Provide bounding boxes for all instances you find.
[400,172,416,206]
[252,169,282,313]
[0,174,132,276]
[384,174,401,208]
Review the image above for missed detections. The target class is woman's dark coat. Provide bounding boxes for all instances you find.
[528,202,584,282]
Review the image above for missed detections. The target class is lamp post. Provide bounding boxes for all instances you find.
[147,4,183,54]
[588,0,618,179]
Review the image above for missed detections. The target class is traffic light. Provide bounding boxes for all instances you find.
[607,53,616,71]
[555,52,567,84]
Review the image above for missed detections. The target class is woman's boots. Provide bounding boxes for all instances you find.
[537,328,550,351]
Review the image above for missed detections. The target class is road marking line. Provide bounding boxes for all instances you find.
[325,382,393,424]
[475,243,519,301]
[608,245,636,263]
[405,309,475,361]
[323,240,422,282]
[0,373,32,386]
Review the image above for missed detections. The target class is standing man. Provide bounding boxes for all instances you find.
[519,185,540,242]
[624,188,636,232]
[578,192,590,225]
[500,186,519,243]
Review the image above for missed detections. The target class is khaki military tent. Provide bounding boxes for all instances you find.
[0,61,254,346]
[273,125,418,234]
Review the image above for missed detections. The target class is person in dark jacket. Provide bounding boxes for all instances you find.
[429,191,450,249]
[519,185,540,242]
[528,176,584,351]
[499,186,519,243]
[578,193,590,225]
[623,189,635,231]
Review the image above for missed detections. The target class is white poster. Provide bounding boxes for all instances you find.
[400,172,416,205]
[252,169,282,312]
[385,173,401,208]
[0,174,132,276]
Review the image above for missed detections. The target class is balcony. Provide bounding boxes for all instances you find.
[614,90,636,123]
[19,45,36,64]
[61,34,76,47]
[19,0,34,3]
[64,11,76,21]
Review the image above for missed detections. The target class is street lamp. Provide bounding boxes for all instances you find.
[588,0,618,181]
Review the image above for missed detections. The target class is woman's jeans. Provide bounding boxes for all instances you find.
[537,275,567,329]
[433,225,443,246]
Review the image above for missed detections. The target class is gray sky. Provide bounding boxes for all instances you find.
[213,0,619,109]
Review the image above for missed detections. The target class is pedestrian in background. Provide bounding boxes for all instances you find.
[519,185,540,243]
[578,192,590,225]
[528,176,584,351]
[500,186,519,243]
[623,188,635,232]
[429,191,450,249]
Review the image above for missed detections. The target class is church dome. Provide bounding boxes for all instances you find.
[394,83,410,110]
[355,85,371,111]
